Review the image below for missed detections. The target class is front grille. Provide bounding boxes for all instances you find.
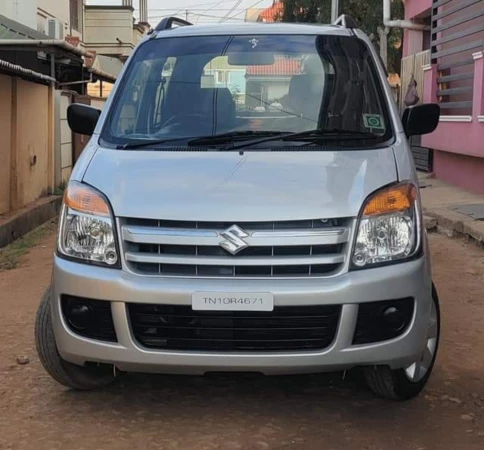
[125,218,344,229]
[128,304,342,352]
[121,218,351,278]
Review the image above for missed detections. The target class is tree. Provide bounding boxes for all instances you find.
[280,0,404,73]
[280,0,324,23]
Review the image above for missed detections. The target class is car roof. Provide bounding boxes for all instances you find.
[154,22,353,39]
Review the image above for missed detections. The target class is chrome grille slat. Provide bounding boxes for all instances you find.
[125,252,345,266]
[271,221,275,277]
[122,226,348,246]
[121,218,350,278]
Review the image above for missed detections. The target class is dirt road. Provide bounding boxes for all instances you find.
[0,231,483,450]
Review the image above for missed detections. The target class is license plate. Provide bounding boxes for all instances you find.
[192,292,274,311]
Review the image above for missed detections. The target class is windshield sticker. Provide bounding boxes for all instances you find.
[249,38,259,49]
[363,114,385,130]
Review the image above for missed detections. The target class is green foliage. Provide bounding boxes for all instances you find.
[280,0,323,22]
[53,180,67,197]
[280,0,403,73]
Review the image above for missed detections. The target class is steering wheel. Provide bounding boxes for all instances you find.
[162,113,211,128]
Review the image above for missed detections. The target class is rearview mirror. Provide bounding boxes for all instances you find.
[402,103,440,137]
[227,52,275,66]
[67,103,101,136]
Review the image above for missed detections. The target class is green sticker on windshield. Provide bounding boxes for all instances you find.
[363,114,385,130]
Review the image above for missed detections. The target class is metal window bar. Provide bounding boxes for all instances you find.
[432,0,483,22]
[431,7,484,35]
[431,0,483,115]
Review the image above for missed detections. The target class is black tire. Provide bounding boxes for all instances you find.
[35,287,116,390]
[364,284,441,401]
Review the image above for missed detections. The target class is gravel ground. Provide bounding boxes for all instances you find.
[0,231,483,450]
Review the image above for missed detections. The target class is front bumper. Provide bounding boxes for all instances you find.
[51,255,432,375]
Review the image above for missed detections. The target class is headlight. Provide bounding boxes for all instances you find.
[57,182,119,267]
[351,182,420,269]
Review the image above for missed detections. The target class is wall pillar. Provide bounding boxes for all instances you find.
[472,51,484,117]
[48,83,55,193]
[403,29,424,57]
[9,78,19,211]
[422,64,438,104]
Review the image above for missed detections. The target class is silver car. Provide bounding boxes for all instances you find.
[35,17,441,400]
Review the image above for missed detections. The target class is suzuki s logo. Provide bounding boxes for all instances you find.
[219,225,249,255]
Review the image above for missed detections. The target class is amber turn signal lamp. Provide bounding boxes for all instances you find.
[363,183,417,216]
[64,182,110,216]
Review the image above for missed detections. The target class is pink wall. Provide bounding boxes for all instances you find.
[422,56,484,194]
[405,0,433,19]
[402,0,432,57]
[408,0,484,194]
[403,29,424,57]
[434,152,484,194]
[423,121,484,158]
[422,56,484,156]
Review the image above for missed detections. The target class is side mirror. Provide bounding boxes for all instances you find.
[402,103,440,137]
[67,103,101,136]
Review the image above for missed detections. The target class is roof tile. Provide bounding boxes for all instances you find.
[246,58,301,76]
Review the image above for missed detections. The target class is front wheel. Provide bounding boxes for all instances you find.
[364,284,440,400]
[35,287,117,390]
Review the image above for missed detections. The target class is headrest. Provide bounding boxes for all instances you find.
[201,88,234,108]
[201,88,235,129]
[289,74,324,102]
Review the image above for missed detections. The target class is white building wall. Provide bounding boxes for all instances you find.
[59,94,73,183]
[0,0,38,30]
[84,7,135,58]
[37,0,72,36]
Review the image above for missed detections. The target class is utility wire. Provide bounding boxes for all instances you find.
[147,1,229,11]
[148,0,271,24]
[203,0,238,16]
[219,0,243,22]
[224,0,268,20]
[148,8,250,11]
[148,12,246,22]
[191,0,237,23]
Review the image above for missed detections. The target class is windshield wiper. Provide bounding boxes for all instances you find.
[281,129,381,141]
[221,129,382,151]
[117,137,198,150]
[116,131,288,149]
[118,129,382,151]
[187,130,289,146]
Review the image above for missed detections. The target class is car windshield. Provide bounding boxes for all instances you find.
[102,34,393,148]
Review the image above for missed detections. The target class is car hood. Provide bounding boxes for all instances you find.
[83,148,398,221]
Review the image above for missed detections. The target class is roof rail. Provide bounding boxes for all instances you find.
[333,14,358,29]
[154,17,193,32]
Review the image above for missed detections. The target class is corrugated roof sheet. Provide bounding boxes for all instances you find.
[246,58,301,76]
[0,14,47,40]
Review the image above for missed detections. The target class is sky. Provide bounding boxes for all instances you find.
[86,0,274,24]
